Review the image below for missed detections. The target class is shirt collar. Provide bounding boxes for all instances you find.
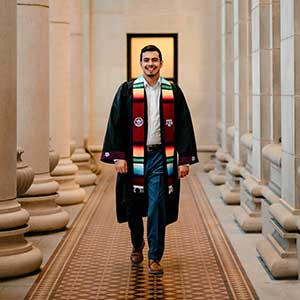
[143,76,161,89]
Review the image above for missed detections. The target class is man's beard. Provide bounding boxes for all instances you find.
[147,74,156,77]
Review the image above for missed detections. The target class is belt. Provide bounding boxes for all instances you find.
[146,144,162,152]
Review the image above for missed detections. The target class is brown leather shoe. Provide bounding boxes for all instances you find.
[130,241,145,265]
[148,260,163,275]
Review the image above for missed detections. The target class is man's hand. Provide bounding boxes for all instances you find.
[114,159,128,174]
[178,165,189,178]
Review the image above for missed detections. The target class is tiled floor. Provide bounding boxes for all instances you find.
[24,166,256,300]
[197,169,300,300]
[0,187,93,300]
[1,162,300,299]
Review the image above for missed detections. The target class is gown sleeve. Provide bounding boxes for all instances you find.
[174,85,199,166]
[100,82,129,164]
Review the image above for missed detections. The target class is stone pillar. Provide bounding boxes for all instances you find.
[240,0,253,174]
[0,0,42,278]
[261,0,281,198]
[17,0,69,232]
[70,0,96,187]
[257,0,300,278]
[209,0,233,185]
[234,0,274,232]
[204,1,222,173]
[216,1,222,147]
[83,0,90,142]
[50,0,86,205]
[258,0,281,241]
[220,0,249,204]
[258,0,282,256]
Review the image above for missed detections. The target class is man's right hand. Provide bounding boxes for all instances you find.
[114,159,128,174]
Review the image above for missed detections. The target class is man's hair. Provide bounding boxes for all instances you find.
[140,45,163,62]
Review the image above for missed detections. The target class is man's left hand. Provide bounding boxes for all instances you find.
[178,165,189,178]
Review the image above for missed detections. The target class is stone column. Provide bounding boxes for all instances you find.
[0,0,42,278]
[257,0,300,278]
[258,0,282,257]
[234,0,274,232]
[70,0,96,187]
[240,0,253,175]
[261,0,281,198]
[204,1,222,173]
[220,0,249,204]
[216,1,222,148]
[83,0,102,176]
[209,0,233,185]
[17,0,69,232]
[50,0,85,205]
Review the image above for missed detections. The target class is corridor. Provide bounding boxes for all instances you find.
[0,163,261,299]
[2,163,300,299]
[2,0,300,299]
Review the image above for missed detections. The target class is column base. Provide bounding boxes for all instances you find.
[0,199,29,230]
[76,171,97,187]
[208,148,229,185]
[86,144,102,175]
[256,199,300,279]
[219,183,240,204]
[51,158,86,205]
[256,238,298,279]
[203,161,216,172]
[209,169,226,185]
[19,194,69,232]
[71,148,97,187]
[55,182,86,205]
[234,205,261,232]
[220,160,242,204]
[233,177,262,232]
[19,174,69,232]
[0,225,42,279]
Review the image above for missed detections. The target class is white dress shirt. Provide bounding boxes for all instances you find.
[144,77,161,145]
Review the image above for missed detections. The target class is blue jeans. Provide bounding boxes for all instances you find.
[128,147,166,261]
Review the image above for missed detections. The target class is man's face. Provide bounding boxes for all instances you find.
[140,51,163,78]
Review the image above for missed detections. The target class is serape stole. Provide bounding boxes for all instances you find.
[132,76,175,194]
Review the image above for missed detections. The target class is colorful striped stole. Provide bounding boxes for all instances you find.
[132,76,175,194]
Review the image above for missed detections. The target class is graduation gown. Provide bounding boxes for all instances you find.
[101,79,198,225]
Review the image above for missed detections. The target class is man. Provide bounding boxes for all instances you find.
[101,45,198,275]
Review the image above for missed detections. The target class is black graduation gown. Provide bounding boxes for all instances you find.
[101,80,198,225]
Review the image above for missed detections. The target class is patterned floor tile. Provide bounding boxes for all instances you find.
[25,169,258,300]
